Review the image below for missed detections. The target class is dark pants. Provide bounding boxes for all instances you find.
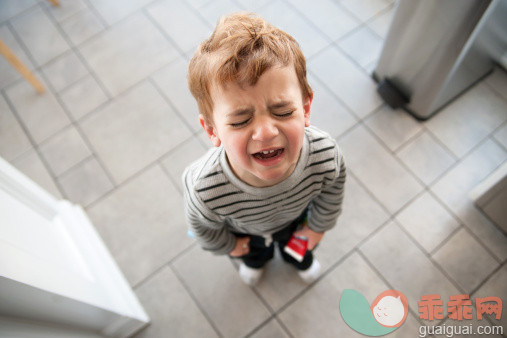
[232,211,314,271]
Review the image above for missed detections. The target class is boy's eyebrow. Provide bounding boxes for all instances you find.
[227,107,254,117]
[268,100,293,109]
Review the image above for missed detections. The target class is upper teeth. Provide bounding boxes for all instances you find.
[262,150,276,154]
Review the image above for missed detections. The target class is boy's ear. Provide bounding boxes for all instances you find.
[303,93,313,127]
[199,114,221,147]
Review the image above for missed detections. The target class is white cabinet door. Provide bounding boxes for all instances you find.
[0,157,149,337]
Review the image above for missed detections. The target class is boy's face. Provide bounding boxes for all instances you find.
[200,66,312,187]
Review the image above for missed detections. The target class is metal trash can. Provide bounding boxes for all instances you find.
[373,0,507,120]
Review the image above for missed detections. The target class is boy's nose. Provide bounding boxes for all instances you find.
[252,117,279,141]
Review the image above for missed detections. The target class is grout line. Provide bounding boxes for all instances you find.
[80,0,110,29]
[425,186,505,266]
[149,77,200,135]
[0,3,40,26]
[470,260,506,298]
[183,0,215,30]
[40,2,114,99]
[158,159,184,195]
[84,157,185,210]
[307,68,366,122]
[168,261,225,338]
[273,314,295,338]
[20,9,121,192]
[271,248,358,317]
[132,242,198,290]
[356,248,431,329]
[142,7,190,60]
[1,87,68,199]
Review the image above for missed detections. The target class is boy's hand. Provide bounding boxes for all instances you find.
[230,237,250,257]
[293,225,324,250]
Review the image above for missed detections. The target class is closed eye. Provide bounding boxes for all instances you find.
[230,119,250,128]
[274,110,294,118]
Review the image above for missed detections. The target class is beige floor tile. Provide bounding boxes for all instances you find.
[86,165,193,286]
[397,131,457,185]
[308,76,358,139]
[187,0,213,9]
[133,266,219,338]
[339,124,423,214]
[160,136,208,193]
[172,245,271,338]
[10,148,62,199]
[86,0,154,26]
[234,0,271,11]
[288,0,360,41]
[433,228,499,293]
[431,139,507,261]
[5,73,71,144]
[360,222,460,314]
[0,95,32,162]
[0,25,35,90]
[249,318,290,338]
[339,0,393,22]
[198,0,243,27]
[80,81,192,184]
[365,105,423,151]
[425,83,507,158]
[474,264,506,331]
[431,139,506,213]
[58,157,113,207]
[459,203,507,262]
[39,125,92,176]
[60,8,105,46]
[41,50,88,92]
[252,249,309,312]
[367,5,395,39]
[279,252,394,337]
[59,75,108,120]
[317,174,390,270]
[396,192,460,253]
[338,26,384,69]
[146,0,212,55]
[42,0,87,23]
[309,46,383,118]
[10,6,70,66]
[150,57,201,132]
[79,13,178,96]
[0,0,37,23]
[259,1,330,58]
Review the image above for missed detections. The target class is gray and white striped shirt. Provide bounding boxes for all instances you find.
[182,126,346,255]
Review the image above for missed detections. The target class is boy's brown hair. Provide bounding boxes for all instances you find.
[188,12,313,125]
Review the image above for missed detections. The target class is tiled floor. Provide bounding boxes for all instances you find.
[1,0,506,337]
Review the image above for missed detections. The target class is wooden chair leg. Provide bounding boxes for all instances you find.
[0,39,45,94]
[47,0,59,6]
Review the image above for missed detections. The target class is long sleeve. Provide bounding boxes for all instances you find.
[307,150,346,233]
[182,166,237,255]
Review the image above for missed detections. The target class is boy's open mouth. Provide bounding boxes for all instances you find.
[252,148,284,160]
